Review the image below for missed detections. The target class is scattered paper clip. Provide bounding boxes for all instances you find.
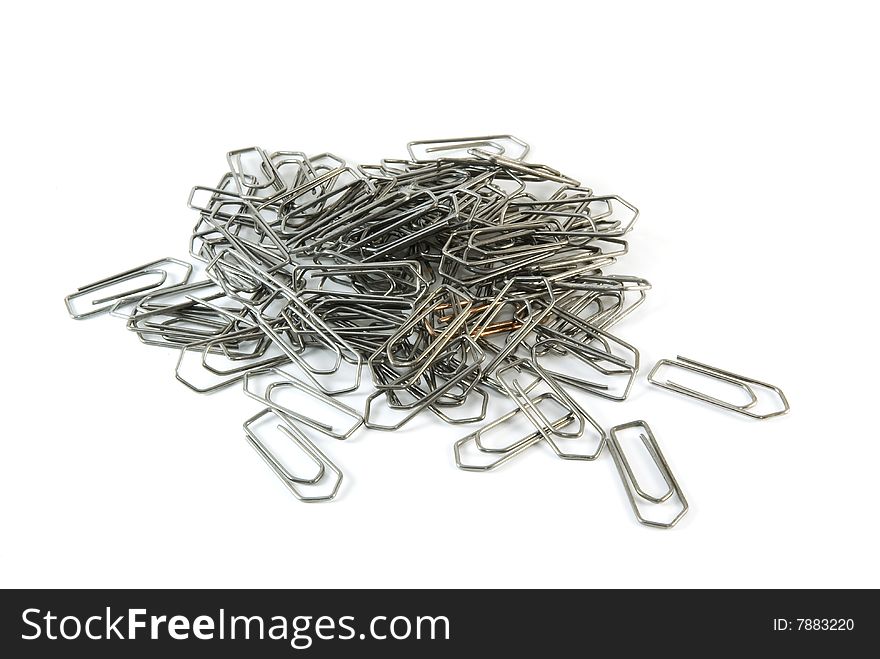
[648,356,789,419]
[608,421,688,529]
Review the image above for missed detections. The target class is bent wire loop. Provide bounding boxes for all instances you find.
[243,367,364,440]
[607,421,688,529]
[243,407,343,502]
[65,258,193,319]
[647,356,789,419]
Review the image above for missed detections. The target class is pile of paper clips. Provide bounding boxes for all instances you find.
[65,136,789,527]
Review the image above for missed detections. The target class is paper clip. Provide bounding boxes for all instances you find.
[648,356,789,419]
[65,258,192,319]
[244,408,343,502]
[608,421,688,529]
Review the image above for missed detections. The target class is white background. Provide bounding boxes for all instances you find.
[2,1,878,588]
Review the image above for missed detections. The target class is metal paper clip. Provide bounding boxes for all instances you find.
[607,421,688,529]
[244,408,343,503]
[243,367,364,440]
[647,356,789,419]
[65,258,192,319]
